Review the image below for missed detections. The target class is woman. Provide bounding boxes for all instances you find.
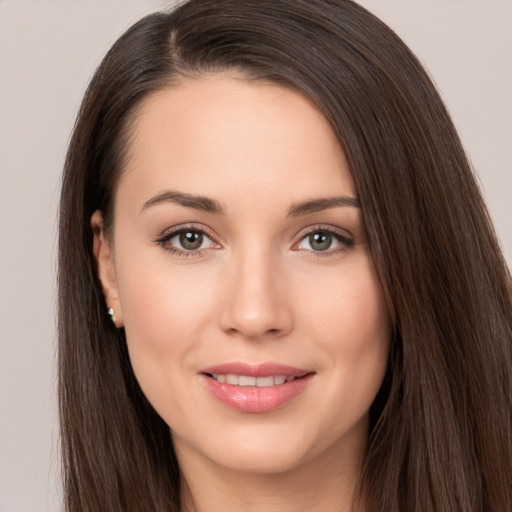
[58,0,512,510]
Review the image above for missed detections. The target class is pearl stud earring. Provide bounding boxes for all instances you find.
[107,307,116,324]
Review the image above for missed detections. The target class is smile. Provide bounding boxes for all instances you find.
[200,363,315,413]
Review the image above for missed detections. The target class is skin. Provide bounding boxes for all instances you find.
[93,75,391,512]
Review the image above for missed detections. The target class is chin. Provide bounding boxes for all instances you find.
[210,442,311,475]
[175,419,337,476]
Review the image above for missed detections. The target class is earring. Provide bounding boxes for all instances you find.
[107,307,116,324]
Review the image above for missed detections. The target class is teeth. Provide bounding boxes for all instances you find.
[256,376,274,387]
[211,374,293,387]
[239,375,256,386]
[226,374,239,385]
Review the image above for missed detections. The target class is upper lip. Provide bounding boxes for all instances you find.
[200,362,313,378]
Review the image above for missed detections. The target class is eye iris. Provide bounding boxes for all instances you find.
[309,232,332,251]
[179,231,203,250]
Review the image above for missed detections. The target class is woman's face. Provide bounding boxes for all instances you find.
[94,75,391,475]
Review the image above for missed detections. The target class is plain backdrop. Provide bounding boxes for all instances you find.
[0,1,510,510]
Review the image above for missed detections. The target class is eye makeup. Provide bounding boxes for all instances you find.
[155,221,355,259]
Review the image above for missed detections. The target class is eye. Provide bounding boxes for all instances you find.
[173,230,207,250]
[157,226,219,256]
[294,227,353,254]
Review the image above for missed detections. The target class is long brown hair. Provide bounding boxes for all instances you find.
[58,1,512,510]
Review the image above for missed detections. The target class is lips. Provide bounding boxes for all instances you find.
[200,363,314,413]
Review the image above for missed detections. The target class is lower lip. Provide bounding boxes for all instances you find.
[201,374,314,413]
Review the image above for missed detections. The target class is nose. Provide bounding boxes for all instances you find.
[218,248,293,340]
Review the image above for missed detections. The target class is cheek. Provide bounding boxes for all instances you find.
[303,259,390,351]
[114,248,219,378]
[293,259,390,451]
[300,257,391,400]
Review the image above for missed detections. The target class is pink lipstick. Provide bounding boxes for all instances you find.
[200,362,314,413]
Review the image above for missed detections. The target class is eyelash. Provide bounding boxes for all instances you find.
[293,225,354,257]
[156,224,219,258]
[156,224,354,258]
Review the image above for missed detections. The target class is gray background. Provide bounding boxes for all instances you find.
[1,1,510,510]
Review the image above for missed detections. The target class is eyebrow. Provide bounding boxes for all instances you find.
[141,190,360,216]
[287,196,361,217]
[141,191,224,214]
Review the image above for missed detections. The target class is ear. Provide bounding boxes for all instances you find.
[91,210,124,327]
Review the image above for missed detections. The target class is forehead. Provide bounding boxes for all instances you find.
[117,74,355,212]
